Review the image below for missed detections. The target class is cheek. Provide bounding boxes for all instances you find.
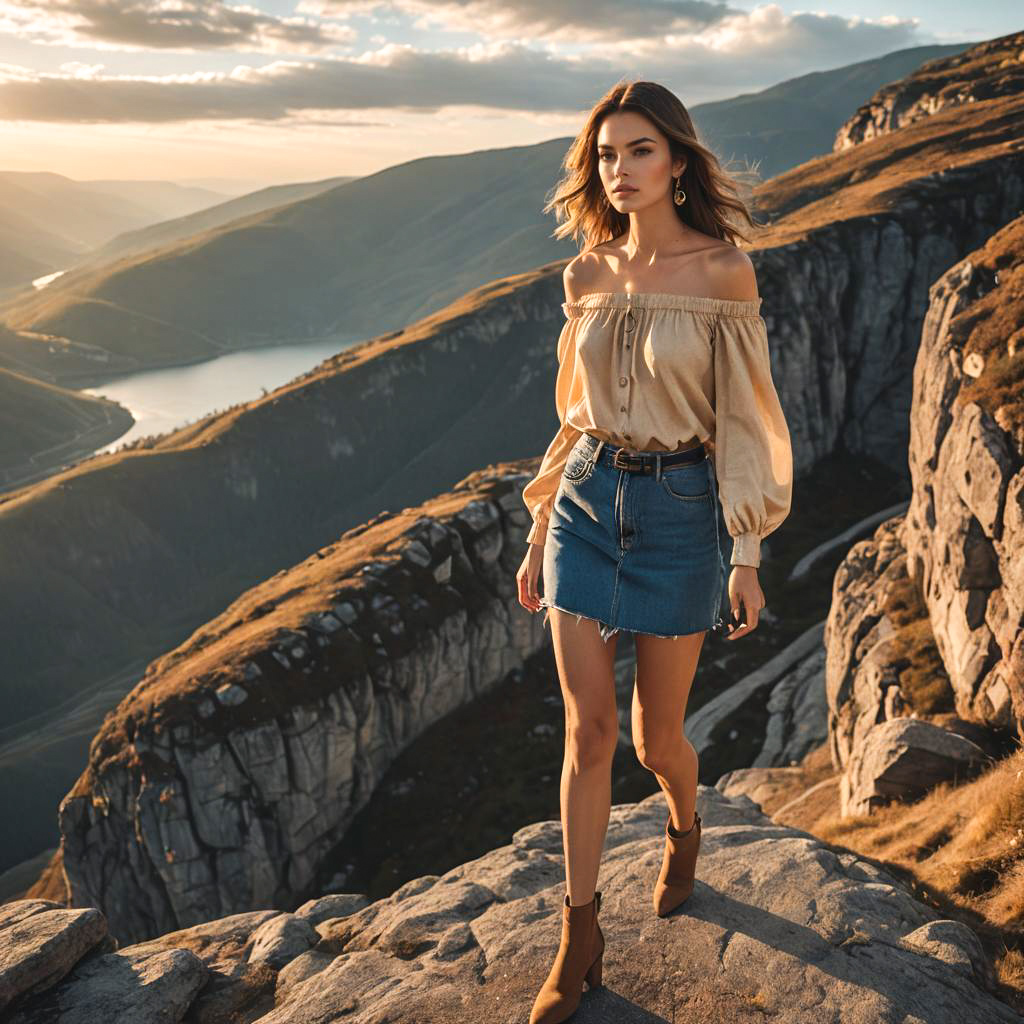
[642,157,672,185]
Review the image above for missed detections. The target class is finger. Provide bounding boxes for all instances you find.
[726,603,747,640]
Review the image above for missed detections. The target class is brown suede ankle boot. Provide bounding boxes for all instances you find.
[528,890,604,1024]
[652,811,701,916]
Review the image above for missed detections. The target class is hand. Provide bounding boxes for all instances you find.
[724,565,764,641]
[516,542,545,613]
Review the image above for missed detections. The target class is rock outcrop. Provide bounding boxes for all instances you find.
[905,214,1024,731]
[56,465,545,945]
[6,787,1022,1023]
[825,514,923,774]
[834,31,1024,150]
[824,212,1023,812]
[840,716,989,817]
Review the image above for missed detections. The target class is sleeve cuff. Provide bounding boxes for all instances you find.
[527,515,549,545]
[730,533,761,568]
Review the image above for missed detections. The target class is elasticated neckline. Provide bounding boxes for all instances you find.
[562,291,763,319]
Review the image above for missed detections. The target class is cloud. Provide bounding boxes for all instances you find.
[0,0,356,54]
[301,0,920,52]
[0,43,607,122]
[300,0,730,42]
[0,4,924,124]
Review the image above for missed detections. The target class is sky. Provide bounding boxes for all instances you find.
[0,1,1018,191]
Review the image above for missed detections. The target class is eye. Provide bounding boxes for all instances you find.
[598,147,651,160]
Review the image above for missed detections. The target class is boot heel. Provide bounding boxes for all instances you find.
[584,952,603,989]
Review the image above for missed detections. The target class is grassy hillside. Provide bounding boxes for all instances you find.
[692,41,972,178]
[79,175,358,270]
[0,139,581,368]
[0,171,229,297]
[0,366,132,491]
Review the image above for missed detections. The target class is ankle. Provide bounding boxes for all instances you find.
[668,811,697,837]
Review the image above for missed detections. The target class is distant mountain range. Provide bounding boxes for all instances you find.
[0,172,232,296]
[0,41,972,394]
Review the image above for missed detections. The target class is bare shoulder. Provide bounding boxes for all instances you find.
[563,238,621,302]
[701,243,759,302]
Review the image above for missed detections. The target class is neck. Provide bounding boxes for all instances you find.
[624,200,689,263]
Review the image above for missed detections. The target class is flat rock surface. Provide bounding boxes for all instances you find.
[251,786,1022,1023]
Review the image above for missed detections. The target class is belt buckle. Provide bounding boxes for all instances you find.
[612,449,640,471]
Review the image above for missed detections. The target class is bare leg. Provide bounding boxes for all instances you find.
[631,630,705,831]
[548,608,620,905]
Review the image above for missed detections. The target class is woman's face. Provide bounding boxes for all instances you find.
[596,111,685,213]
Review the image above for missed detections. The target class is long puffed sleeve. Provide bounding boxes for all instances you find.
[522,314,584,545]
[712,313,793,568]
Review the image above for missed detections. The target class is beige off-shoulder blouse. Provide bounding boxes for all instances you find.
[522,291,793,568]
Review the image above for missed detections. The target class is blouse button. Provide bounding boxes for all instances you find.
[620,405,626,412]
[619,376,627,386]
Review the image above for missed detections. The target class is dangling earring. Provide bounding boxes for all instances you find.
[673,175,686,206]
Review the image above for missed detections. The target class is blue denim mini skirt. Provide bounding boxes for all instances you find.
[540,432,729,642]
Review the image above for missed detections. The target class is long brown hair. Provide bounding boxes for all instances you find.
[544,79,764,251]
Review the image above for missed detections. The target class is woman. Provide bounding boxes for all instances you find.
[515,80,793,1023]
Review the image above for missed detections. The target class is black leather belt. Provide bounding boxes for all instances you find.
[588,436,707,474]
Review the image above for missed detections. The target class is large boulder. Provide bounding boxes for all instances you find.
[840,716,990,816]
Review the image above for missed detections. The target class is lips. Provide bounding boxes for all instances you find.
[614,186,637,194]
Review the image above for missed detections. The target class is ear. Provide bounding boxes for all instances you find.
[672,153,687,178]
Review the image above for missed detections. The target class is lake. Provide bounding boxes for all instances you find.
[83,338,348,453]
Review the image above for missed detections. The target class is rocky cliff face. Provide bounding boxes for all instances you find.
[57,464,544,945]
[904,215,1024,730]
[6,787,1021,1023]
[744,56,1024,478]
[833,31,1024,150]
[825,514,925,776]
[824,214,1023,813]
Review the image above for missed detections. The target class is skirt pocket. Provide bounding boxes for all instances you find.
[659,460,711,503]
[562,441,595,483]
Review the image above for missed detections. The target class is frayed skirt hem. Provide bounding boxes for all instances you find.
[538,598,723,643]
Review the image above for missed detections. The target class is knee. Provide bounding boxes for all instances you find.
[634,732,692,776]
[565,717,618,771]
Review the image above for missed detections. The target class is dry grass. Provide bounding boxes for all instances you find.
[760,740,1024,1012]
[881,568,956,716]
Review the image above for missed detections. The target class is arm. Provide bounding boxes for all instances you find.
[712,310,793,567]
[522,264,587,545]
[522,310,584,545]
[708,251,793,568]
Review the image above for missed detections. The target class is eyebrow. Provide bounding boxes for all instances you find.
[597,136,657,150]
